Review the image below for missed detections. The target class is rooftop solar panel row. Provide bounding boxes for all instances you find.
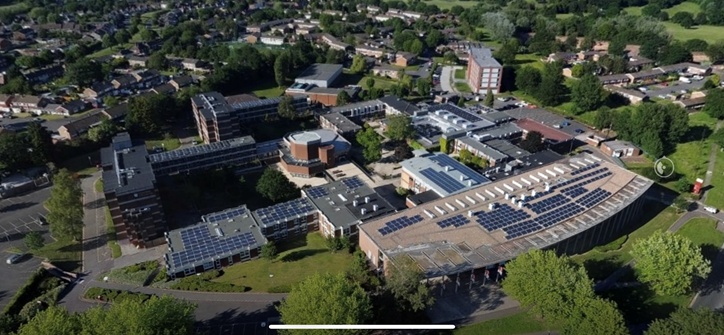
[170,227,258,269]
[378,215,424,236]
[255,198,317,225]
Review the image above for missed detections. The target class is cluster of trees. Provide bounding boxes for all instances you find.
[356,127,382,162]
[516,62,567,107]
[518,131,545,153]
[457,149,490,169]
[255,168,300,202]
[610,103,689,157]
[571,73,608,113]
[45,169,84,242]
[0,122,53,171]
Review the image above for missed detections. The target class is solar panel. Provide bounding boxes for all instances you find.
[419,168,465,194]
[342,176,365,189]
[255,198,317,225]
[204,207,247,223]
[436,214,471,228]
[169,225,259,270]
[476,204,531,231]
[528,194,570,214]
[378,215,424,235]
[306,187,329,199]
[427,154,489,185]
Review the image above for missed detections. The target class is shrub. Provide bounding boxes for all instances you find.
[2,268,52,315]
[152,266,168,284]
[105,260,159,286]
[170,270,248,292]
[594,234,628,253]
[84,287,153,303]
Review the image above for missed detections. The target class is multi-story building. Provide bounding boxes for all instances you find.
[400,151,491,204]
[191,92,308,143]
[252,198,319,242]
[466,46,503,94]
[319,112,362,136]
[330,99,385,119]
[148,136,259,176]
[101,133,166,248]
[279,129,351,178]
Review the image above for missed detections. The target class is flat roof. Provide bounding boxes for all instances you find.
[469,46,502,68]
[304,176,394,230]
[400,152,491,197]
[514,118,573,143]
[457,136,508,161]
[485,139,530,159]
[295,63,342,82]
[252,197,318,227]
[287,129,350,151]
[165,205,267,274]
[320,112,362,133]
[379,95,419,115]
[101,139,156,196]
[330,99,384,113]
[360,154,653,277]
[503,107,587,137]
[148,136,256,163]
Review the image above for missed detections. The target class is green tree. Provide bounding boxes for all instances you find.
[356,128,381,162]
[87,119,119,144]
[386,256,434,313]
[416,78,431,97]
[347,250,379,290]
[80,295,196,334]
[325,235,342,252]
[645,307,724,335]
[483,89,494,107]
[24,231,45,250]
[15,306,79,335]
[261,240,277,260]
[571,64,585,78]
[126,94,176,135]
[277,273,373,335]
[631,230,711,295]
[0,132,32,171]
[277,95,298,119]
[139,27,158,42]
[425,29,444,48]
[572,73,607,114]
[256,168,299,202]
[336,91,350,106]
[409,39,424,56]
[594,107,615,130]
[672,194,690,212]
[457,96,465,107]
[26,121,54,165]
[458,149,472,163]
[712,128,724,148]
[563,297,629,335]
[0,77,34,95]
[350,54,367,74]
[104,96,120,107]
[536,61,567,106]
[515,66,541,95]
[102,34,117,48]
[385,114,415,141]
[65,58,103,88]
[672,12,695,29]
[46,169,84,241]
[493,39,518,65]
[115,30,131,44]
[703,88,724,119]
[274,52,292,87]
[147,52,168,70]
[519,131,545,153]
[365,77,375,89]
[443,50,458,64]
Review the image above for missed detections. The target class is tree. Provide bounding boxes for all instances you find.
[325,235,343,252]
[571,64,585,78]
[425,29,444,48]
[607,38,627,57]
[483,89,494,107]
[705,41,724,64]
[0,132,32,171]
[256,168,299,202]
[139,27,157,42]
[104,96,120,107]
[393,145,413,161]
[645,307,724,335]
[536,61,567,106]
[79,295,196,335]
[24,231,45,250]
[562,297,629,335]
[277,95,298,120]
[416,78,431,97]
[482,12,515,42]
[457,96,465,107]
[0,77,34,95]
[350,54,367,74]
[572,73,607,114]
[347,250,379,290]
[703,88,724,119]
[386,256,434,313]
[515,66,541,95]
[458,149,472,163]
[641,4,661,17]
[493,39,518,66]
[356,128,381,162]
[126,94,176,135]
[336,91,350,106]
[365,78,375,89]
[274,52,292,87]
[712,128,724,148]
[46,169,84,241]
[102,34,117,48]
[26,122,54,165]
[594,107,615,131]
[115,30,131,44]
[148,52,168,70]
[672,12,695,29]
[443,50,458,64]
[15,306,79,335]
[502,249,593,321]
[65,58,103,88]
[385,114,415,141]
[519,131,544,153]
[631,230,711,295]
[277,273,372,334]
[261,240,277,260]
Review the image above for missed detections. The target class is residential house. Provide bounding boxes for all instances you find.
[0,94,13,112]
[371,65,401,80]
[128,56,149,68]
[55,100,89,116]
[321,34,350,51]
[577,50,605,62]
[598,74,631,86]
[130,43,151,56]
[169,75,194,90]
[151,83,176,95]
[0,38,12,51]
[245,33,261,44]
[13,28,36,41]
[395,52,416,67]
[260,35,285,46]
[626,69,663,83]
[58,112,106,140]
[600,140,641,157]
[356,45,387,58]
[674,97,707,111]
[626,57,654,72]
[546,52,577,63]
[112,74,137,91]
[83,81,115,99]
[102,103,129,121]
[131,69,163,89]
[604,86,648,104]
[11,95,48,114]
[22,65,64,85]
[181,58,206,71]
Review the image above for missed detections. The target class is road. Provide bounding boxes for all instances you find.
[440,66,455,94]
[702,120,724,204]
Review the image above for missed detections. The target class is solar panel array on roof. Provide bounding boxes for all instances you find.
[559,168,612,197]
[148,139,252,163]
[255,198,317,225]
[528,194,569,214]
[169,226,257,269]
[419,168,465,194]
[306,186,329,199]
[476,204,531,231]
[204,207,246,223]
[504,202,585,239]
[436,214,470,228]
[570,162,600,176]
[342,176,365,189]
[378,215,424,236]
[576,188,612,208]
[428,154,489,185]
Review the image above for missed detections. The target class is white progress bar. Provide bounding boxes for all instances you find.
[270,325,455,330]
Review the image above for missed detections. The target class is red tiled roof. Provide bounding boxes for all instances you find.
[514,118,573,143]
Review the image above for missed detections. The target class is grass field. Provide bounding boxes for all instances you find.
[454,82,472,93]
[663,22,724,42]
[0,2,29,15]
[214,233,353,292]
[664,1,701,15]
[666,113,717,183]
[251,77,285,98]
[451,312,559,335]
[145,137,181,152]
[676,217,724,262]
[60,151,101,176]
[358,75,398,91]
[31,238,82,272]
[94,178,103,193]
[705,150,724,207]
[105,206,122,258]
[454,67,466,80]
[571,202,680,281]
[416,0,480,10]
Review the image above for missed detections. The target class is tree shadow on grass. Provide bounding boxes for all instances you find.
[681,125,712,143]
[276,236,308,253]
[279,249,326,262]
[583,257,627,282]
[601,284,678,324]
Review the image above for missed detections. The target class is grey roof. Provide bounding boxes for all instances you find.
[379,95,419,115]
[469,46,502,68]
[502,107,587,137]
[407,190,441,207]
[165,205,267,274]
[602,140,639,151]
[598,74,631,83]
[252,198,317,227]
[480,112,516,124]
[457,136,507,161]
[295,63,342,82]
[400,152,491,197]
[320,112,362,133]
[148,136,255,163]
[330,99,384,113]
[484,139,530,159]
[102,134,156,196]
[473,123,523,139]
[60,112,105,134]
[103,103,129,119]
[305,176,394,230]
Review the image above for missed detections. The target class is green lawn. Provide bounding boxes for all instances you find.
[555,13,575,19]
[60,151,101,177]
[0,2,29,15]
[705,150,724,207]
[454,82,472,93]
[358,75,398,91]
[31,238,82,272]
[454,68,466,80]
[663,22,724,42]
[214,233,354,292]
[94,178,103,193]
[145,137,181,152]
[571,202,681,281]
[515,53,544,70]
[410,0,479,9]
[623,6,643,15]
[676,217,724,262]
[106,206,122,258]
[88,44,132,58]
[252,77,286,98]
[666,112,718,187]
[664,1,701,15]
[451,312,559,335]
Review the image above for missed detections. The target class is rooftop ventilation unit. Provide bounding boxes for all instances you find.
[466,195,478,204]
[373,204,379,211]
[468,210,474,218]
[488,203,496,210]
[423,209,436,219]
[353,200,358,207]
[365,196,370,203]
[215,228,224,237]
[445,202,457,211]
[456,199,468,208]
[434,206,447,215]
[361,208,367,215]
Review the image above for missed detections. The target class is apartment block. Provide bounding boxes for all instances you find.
[466,47,503,94]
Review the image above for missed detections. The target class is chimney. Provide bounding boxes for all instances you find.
[353,200,358,207]
[510,197,516,204]
[544,183,551,192]
[373,204,379,211]
[467,210,473,217]
[468,180,473,187]
[365,196,370,203]
[520,194,526,201]
[445,166,451,172]
[488,203,495,210]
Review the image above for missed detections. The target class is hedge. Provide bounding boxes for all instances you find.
[17,284,67,322]
[267,284,293,293]
[2,268,53,315]
[84,287,153,304]
[104,260,159,286]
[170,270,248,292]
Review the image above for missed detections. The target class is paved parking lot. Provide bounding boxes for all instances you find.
[0,187,51,247]
[196,322,277,335]
[0,252,43,311]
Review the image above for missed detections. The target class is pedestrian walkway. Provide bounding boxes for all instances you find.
[702,120,723,204]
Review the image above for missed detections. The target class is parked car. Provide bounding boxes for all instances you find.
[574,128,585,134]
[497,97,511,102]
[638,87,648,92]
[6,253,24,265]
[705,206,718,214]
[561,121,570,127]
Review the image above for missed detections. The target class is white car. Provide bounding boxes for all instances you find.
[705,206,718,214]
[6,253,23,264]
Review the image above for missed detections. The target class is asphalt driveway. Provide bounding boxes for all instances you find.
[0,187,51,247]
[0,253,43,311]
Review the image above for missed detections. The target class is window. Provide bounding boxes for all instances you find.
[203,262,214,270]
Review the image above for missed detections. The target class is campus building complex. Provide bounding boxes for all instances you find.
[466,46,503,94]
[359,154,652,279]
[149,136,259,176]
[400,151,491,199]
[191,92,308,143]
[279,129,351,178]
